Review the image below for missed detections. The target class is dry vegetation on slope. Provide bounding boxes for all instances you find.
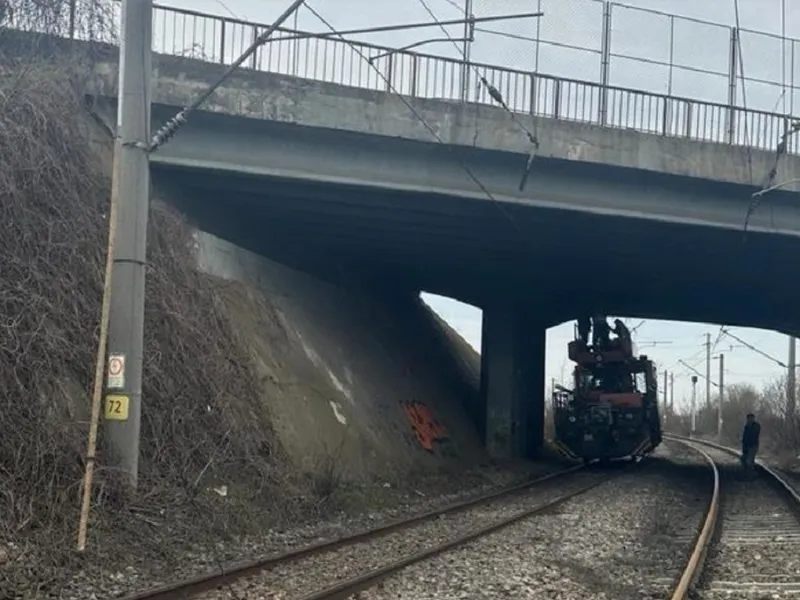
[0,40,312,596]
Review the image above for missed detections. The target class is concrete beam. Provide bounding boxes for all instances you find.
[89,99,800,239]
[480,307,545,460]
[86,50,799,191]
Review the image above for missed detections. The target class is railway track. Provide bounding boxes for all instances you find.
[669,435,800,600]
[122,462,625,600]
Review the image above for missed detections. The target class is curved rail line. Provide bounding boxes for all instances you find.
[668,435,800,600]
[122,462,608,600]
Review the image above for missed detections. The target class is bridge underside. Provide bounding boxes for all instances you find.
[158,163,800,461]
[160,164,800,334]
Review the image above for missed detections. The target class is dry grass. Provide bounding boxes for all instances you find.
[0,35,305,595]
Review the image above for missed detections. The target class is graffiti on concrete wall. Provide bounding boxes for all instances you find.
[402,402,448,451]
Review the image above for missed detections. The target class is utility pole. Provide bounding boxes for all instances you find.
[788,336,796,422]
[690,375,698,435]
[292,8,300,76]
[718,353,724,440]
[460,0,474,102]
[669,373,674,413]
[705,332,711,411]
[663,368,668,406]
[104,0,153,490]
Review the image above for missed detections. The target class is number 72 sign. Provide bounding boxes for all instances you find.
[104,395,130,421]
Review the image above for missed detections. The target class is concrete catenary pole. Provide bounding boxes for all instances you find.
[718,353,724,439]
[104,0,153,490]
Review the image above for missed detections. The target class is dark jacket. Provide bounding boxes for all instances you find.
[742,421,761,448]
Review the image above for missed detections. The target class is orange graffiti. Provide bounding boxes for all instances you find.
[402,402,448,451]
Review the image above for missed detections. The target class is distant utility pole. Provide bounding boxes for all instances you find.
[718,354,724,439]
[292,9,300,75]
[705,333,711,410]
[690,375,698,435]
[669,373,674,413]
[104,0,153,490]
[788,336,796,421]
[460,0,473,102]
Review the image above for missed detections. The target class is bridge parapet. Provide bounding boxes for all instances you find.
[3,3,799,189]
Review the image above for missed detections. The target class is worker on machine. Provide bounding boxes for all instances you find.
[577,316,591,346]
[592,315,611,349]
[611,318,631,354]
[612,318,630,343]
[740,413,761,472]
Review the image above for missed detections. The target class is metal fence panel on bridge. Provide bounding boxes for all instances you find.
[2,0,798,155]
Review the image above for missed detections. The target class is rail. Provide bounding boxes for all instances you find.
[120,465,586,599]
[666,436,720,600]
[666,434,800,600]
[8,3,800,156]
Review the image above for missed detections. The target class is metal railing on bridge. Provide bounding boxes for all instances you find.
[6,1,799,156]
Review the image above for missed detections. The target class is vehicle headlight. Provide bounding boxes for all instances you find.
[568,416,576,423]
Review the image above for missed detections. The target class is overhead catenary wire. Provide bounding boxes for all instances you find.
[147,0,308,153]
[742,0,800,234]
[302,0,532,241]
[416,0,541,191]
[213,0,241,20]
[440,0,540,44]
[721,328,788,368]
[679,359,719,388]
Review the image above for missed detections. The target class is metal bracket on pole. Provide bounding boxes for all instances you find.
[598,2,612,126]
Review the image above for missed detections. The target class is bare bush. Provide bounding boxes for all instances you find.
[666,379,800,461]
[0,0,116,42]
[0,57,296,590]
[310,439,346,501]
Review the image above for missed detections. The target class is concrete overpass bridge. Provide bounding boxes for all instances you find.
[9,3,800,459]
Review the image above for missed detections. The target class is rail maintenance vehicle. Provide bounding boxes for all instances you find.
[551,318,662,463]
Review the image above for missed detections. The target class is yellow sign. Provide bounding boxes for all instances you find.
[104,395,129,421]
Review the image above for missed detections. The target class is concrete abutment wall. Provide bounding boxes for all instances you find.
[189,227,489,478]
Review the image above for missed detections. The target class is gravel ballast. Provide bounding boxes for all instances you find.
[190,441,713,599]
[195,468,609,599]
[45,462,560,599]
[354,441,710,600]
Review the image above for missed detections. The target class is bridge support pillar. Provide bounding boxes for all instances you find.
[480,306,545,460]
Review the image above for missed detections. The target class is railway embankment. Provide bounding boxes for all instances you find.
[0,59,559,599]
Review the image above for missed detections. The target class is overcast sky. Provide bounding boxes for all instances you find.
[152,0,800,411]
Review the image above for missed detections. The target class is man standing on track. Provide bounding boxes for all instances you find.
[741,413,761,470]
